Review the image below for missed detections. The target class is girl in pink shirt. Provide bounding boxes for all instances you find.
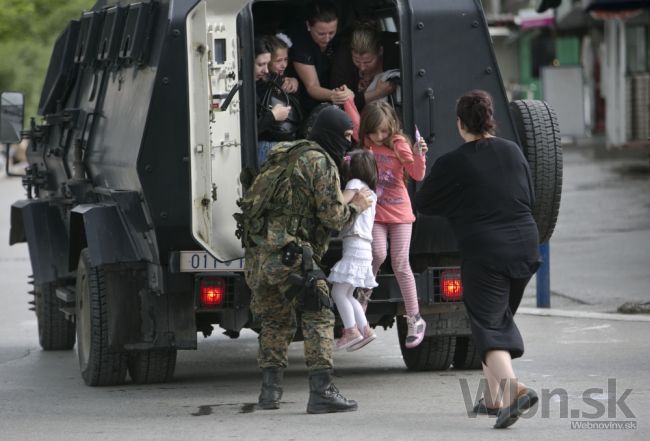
[358,100,428,348]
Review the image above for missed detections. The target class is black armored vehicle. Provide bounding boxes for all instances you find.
[7,0,562,386]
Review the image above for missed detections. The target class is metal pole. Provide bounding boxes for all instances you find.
[536,242,550,308]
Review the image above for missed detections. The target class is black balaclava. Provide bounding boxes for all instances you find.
[307,105,353,166]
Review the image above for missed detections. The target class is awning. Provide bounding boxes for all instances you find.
[515,8,555,29]
[583,0,650,12]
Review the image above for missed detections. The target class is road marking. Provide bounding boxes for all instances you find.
[518,307,650,322]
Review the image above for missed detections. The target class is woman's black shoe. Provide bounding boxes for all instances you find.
[494,388,538,429]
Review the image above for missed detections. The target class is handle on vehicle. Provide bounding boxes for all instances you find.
[220,81,242,111]
[426,88,435,143]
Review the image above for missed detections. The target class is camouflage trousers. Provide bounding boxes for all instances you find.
[248,251,334,371]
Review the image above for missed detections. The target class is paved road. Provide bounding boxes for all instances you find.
[1,309,648,440]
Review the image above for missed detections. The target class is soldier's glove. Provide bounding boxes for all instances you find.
[283,243,332,312]
[286,271,332,312]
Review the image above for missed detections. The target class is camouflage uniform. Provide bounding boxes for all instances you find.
[245,141,360,370]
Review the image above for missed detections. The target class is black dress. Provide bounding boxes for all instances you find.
[414,137,540,362]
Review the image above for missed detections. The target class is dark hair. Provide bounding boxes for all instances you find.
[340,148,378,191]
[306,0,338,25]
[254,35,272,57]
[456,89,496,136]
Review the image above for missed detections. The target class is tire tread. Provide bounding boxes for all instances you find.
[77,249,128,386]
[37,283,75,351]
[510,100,563,243]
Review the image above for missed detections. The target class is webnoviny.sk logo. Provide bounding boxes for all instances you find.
[459,378,637,429]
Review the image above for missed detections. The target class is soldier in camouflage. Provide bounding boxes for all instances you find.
[245,106,372,414]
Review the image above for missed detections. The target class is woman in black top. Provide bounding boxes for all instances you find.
[289,1,351,115]
[255,36,291,163]
[414,90,539,429]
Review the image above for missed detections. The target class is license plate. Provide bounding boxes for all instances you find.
[179,251,245,272]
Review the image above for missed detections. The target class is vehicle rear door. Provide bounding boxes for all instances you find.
[187,0,250,262]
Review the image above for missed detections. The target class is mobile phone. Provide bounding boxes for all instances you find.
[414,125,422,154]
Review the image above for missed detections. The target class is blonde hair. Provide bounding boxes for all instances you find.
[359,101,414,186]
[350,23,381,55]
[358,100,406,151]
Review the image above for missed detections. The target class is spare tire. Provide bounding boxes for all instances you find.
[509,100,563,243]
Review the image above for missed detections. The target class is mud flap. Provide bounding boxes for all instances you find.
[11,199,70,284]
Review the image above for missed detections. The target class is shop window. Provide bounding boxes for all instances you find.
[626,25,649,72]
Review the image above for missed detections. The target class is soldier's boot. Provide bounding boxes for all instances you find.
[306,369,358,414]
[258,367,283,410]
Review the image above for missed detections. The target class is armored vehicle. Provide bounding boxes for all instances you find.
[6,0,562,386]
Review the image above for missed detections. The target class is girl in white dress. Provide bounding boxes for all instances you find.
[328,149,379,351]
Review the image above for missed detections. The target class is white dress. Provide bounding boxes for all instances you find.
[327,179,378,289]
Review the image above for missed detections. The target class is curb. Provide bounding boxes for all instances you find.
[518,307,650,322]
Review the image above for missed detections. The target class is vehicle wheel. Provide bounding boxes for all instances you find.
[397,316,455,371]
[35,282,75,350]
[453,336,482,370]
[509,100,563,243]
[75,249,128,386]
[128,350,177,384]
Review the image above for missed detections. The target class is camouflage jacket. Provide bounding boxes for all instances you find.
[249,140,360,262]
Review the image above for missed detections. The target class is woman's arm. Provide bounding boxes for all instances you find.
[364,78,395,103]
[257,109,275,134]
[293,62,335,102]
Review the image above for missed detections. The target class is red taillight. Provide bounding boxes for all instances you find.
[441,270,462,301]
[199,277,225,307]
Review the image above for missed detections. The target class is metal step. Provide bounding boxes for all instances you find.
[55,286,75,304]
[60,306,76,319]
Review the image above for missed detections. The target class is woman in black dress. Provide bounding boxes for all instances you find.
[414,90,539,429]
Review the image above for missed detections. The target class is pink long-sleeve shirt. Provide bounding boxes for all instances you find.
[342,96,426,223]
[368,135,426,224]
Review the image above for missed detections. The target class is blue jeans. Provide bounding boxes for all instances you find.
[258,140,277,165]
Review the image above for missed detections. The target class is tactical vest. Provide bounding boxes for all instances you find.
[234,140,332,256]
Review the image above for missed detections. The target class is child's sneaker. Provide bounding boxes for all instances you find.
[336,327,363,351]
[347,324,376,352]
[405,313,426,348]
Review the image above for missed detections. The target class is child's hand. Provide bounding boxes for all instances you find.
[282,77,299,94]
[331,85,354,105]
[417,137,428,155]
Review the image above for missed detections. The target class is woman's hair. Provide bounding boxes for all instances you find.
[358,100,405,150]
[456,89,497,136]
[254,35,272,57]
[340,148,378,191]
[350,20,382,55]
[306,0,338,25]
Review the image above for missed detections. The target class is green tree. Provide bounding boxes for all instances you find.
[0,0,96,122]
